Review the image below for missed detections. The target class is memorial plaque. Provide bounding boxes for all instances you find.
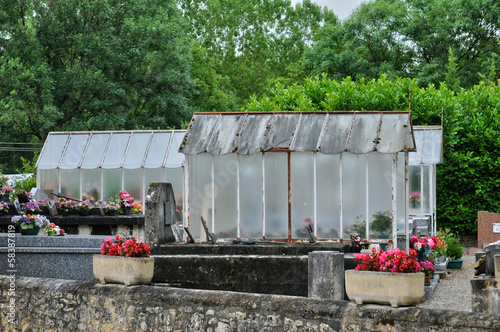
[493,223,500,233]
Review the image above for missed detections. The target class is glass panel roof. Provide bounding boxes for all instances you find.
[123,133,152,169]
[59,134,90,169]
[180,112,415,155]
[102,133,131,169]
[39,131,185,170]
[165,132,186,168]
[144,132,171,168]
[37,134,69,169]
[409,126,443,165]
[81,134,110,169]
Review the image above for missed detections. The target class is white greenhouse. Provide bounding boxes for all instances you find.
[407,125,443,236]
[36,130,186,207]
[180,111,417,246]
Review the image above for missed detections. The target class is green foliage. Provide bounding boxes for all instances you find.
[446,236,463,260]
[10,153,38,199]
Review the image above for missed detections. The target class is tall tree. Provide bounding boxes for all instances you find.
[304,0,500,88]
[0,0,193,172]
[178,0,337,110]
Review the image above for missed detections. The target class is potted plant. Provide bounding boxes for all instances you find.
[105,201,121,215]
[22,201,41,214]
[17,189,33,204]
[11,214,50,235]
[0,201,9,215]
[428,234,448,271]
[45,222,65,236]
[410,236,432,261]
[345,247,424,307]
[348,233,369,253]
[419,260,435,285]
[446,235,464,269]
[0,174,13,202]
[119,191,135,214]
[93,235,153,286]
[56,197,75,215]
[77,199,91,216]
[370,211,393,238]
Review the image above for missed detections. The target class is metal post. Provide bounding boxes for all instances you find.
[365,155,369,240]
[339,153,343,239]
[313,152,317,236]
[211,155,215,233]
[405,152,410,252]
[262,153,266,239]
[237,154,240,239]
[392,154,398,245]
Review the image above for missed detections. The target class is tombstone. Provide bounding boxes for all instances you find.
[308,251,345,301]
[14,200,22,214]
[412,218,430,236]
[144,182,182,247]
[484,244,500,276]
[30,188,48,202]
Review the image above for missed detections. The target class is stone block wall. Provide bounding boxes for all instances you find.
[2,276,500,332]
[478,211,500,248]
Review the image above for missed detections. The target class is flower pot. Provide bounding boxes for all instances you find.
[424,275,431,285]
[20,226,40,236]
[434,257,448,271]
[93,255,154,286]
[447,259,464,269]
[47,230,56,236]
[108,210,119,216]
[345,270,425,307]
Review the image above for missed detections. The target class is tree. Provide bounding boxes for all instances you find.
[178,0,337,110]
[0,0,193,172]
[304,0,500,89]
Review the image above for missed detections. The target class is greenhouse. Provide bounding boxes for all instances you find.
[408,125,443,236]
[180,111,416,246]
[36,130,186,207]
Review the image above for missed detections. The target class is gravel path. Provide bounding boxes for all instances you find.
[417,255,476,312]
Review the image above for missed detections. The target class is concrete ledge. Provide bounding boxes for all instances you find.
[424,274,439,300]
[2,276,500,331]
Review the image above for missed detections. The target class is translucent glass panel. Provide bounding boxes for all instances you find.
[342,153,367,239]
[38,169,59,198]
[38,134,68,169]
[187,154,212,240]
[213,155,238,238]
[81,134,110,169]
[291,152,314,239]
[60,169,80,199]
[102,133,130,169]
[123,169,143,204]
[367,153,393,240]
[82,169,101,201]
[396,153,407,233]
[165,132,186,168]
[316,154,340,239]
[144,133,171,168]
[240,154,263,239]
[123,133,151,169]
[102,169,121,201]
[409,165,432,214]
[164,168,183,216]
[59,134,89,169]
[264,153,288,239]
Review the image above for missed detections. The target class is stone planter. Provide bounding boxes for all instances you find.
[434,256,448,271]
[20,226,41,236]
[345,270,425,307]
[93,255,154,286]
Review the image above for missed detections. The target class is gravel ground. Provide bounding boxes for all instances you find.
[417,255,476,312]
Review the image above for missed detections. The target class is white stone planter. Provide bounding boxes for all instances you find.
[345,270,425,307]
[93,255,154,286]
[434,256,449,271]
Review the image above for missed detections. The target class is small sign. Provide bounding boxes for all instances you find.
[493,223,500,233]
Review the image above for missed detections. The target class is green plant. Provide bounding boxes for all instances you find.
[370,211,392,235]
[446,236,463,260]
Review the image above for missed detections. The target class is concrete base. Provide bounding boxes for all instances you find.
[471,276,500,313]
[308,251,344,300]
[424,274,439,300]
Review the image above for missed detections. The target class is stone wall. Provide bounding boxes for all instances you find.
[478,211,500,248]
[1,276,500,332]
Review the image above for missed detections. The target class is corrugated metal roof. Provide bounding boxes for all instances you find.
[409,126,443,165]
[180,112,416,155]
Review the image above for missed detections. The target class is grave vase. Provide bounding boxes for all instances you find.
[93,255,154,286]
[20,226,40,236]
